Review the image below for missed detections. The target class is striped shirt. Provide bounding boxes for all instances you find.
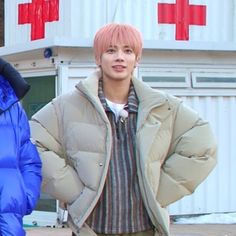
[86,80,153,234]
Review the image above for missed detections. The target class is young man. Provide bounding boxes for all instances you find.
[30,23,217,236]
[0,58,42,236]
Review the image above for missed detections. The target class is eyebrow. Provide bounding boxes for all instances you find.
[108,45,132,49]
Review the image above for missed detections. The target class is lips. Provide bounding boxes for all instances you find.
[112,65,126,72]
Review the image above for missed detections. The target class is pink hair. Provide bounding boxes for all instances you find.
[93,23,143,63]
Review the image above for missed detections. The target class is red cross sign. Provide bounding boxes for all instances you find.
[18,0,59,41]
[158,0,206,40]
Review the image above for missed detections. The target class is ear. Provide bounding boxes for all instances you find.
[95,56,101,66]
[96,60,101,67]
[134,57,140,68]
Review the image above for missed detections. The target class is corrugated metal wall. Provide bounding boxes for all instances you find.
[168,95,236,215]
[5,0,236,50]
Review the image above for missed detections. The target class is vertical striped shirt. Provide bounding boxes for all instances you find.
[86,80,153,234]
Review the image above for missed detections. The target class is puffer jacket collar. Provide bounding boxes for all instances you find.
[76,69,111,125]
[76,69,101,96]
[131,77,169,130]
[0,58,30,100]
[76,69,169,128]
[0,75,18,115]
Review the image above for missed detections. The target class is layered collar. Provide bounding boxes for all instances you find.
[76,69,168,111]
[98,78,139,114]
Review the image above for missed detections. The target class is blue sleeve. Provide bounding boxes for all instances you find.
[18,104,42,215]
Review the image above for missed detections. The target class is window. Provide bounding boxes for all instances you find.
[139,67,236,90]
[192,72,236,88]
[139,69,190,88]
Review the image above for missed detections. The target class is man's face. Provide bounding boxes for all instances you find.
[97,44,138,82]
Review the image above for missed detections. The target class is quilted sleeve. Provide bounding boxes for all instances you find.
[157,102,217,207]
[30,101,84,204]
[18,103,42,215]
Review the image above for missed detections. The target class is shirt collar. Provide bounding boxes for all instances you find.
[98,79,138,113]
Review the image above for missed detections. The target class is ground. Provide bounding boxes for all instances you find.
[26,224,236,236]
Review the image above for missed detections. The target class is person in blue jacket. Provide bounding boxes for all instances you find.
[0,58,42,236]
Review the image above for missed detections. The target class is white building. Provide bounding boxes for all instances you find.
[1,0,236,226]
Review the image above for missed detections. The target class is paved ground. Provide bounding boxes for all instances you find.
[170,224,236,236]
[26,224,236,236]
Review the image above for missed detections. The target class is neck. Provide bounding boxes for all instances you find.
[102,78,130,104]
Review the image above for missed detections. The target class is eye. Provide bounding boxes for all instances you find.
[106,48,115,54]
[124,48,134,54]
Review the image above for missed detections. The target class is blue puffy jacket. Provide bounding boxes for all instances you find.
[0,63,42,236]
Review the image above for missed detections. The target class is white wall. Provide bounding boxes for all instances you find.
[5,0,236,51]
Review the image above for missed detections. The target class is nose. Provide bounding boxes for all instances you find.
[115,49,125,60]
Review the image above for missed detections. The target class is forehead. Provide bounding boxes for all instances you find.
[108,44,133,48]
[102,33,135,48]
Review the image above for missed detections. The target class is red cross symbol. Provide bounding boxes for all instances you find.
[18,0,59,41]
[158,0,206,40]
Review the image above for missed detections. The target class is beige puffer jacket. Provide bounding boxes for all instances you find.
[30,70,217,236]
